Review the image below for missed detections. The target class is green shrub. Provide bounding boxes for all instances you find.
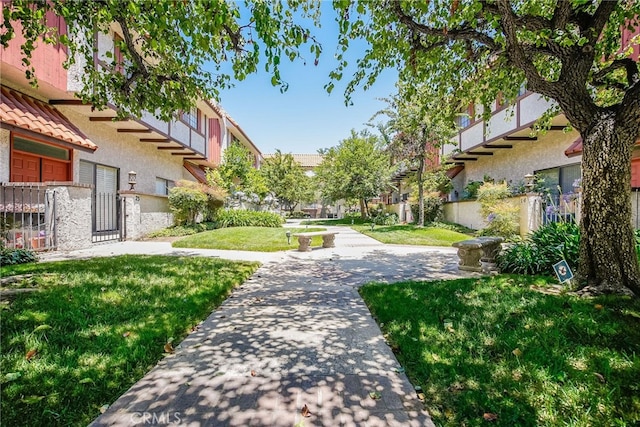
[498,221,580,275]
[214,209,284,228]
[410,194,444,225]
[0,247,38,266]
[146,222,216,238]
[287,211,308,219]
[477,182,519,238]
[462,180,483,199]
[168,180,226,225]
[372,212,399,226]
[168,185,208,225]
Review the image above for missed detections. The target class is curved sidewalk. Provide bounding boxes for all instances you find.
[83,227,474,426]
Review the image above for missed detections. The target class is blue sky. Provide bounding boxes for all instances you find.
[215,5,398,155]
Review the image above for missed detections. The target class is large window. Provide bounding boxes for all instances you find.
[536,163,581,196]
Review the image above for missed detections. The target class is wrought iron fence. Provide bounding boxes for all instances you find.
[0,183,56,251]
[540,193,578,225]
[92,192,125,243]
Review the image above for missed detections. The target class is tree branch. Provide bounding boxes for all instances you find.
[593,58,639,87]
[390,0,499,52]
[585,0,618,45]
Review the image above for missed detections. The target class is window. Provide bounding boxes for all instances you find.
[536,164,581,196]
[181,107,200,131]
[155,177,173,196]
[455,103,474,129]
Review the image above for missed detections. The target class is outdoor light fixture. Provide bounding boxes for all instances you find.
[524,173,535,192]
[128,171,137,190]
[286,230,292,245]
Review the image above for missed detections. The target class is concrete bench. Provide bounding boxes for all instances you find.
[452,236,504,272]
[292,231,338,252]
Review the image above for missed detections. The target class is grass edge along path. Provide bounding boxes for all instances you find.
[172,226,326,251]
[0,255,258,427]
[360,275,640,427]
[354,224,472,247]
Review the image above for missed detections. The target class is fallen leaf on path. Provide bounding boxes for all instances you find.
[369,391,382,400]
[99,404,109,414]
[483,412,498,421]
[25,349,37,361]
[301,404,311,417]
[164,343,174,353]
[250,370,256,377]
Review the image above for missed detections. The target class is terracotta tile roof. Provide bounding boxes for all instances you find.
[263,153,324,169]
[183,162,208,184]
[0,86,97,151]
[564,136,583,157]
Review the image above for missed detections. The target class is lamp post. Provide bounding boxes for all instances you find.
[128,171,137,190]
[370,222,375,232]
[286,230,292,245]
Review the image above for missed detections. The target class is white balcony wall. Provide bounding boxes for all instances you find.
[442,139,458,157]
[520,95,556,125]
[190,131,205,155]
[169,120,190,145]
[96,32,114,65]
[486,108,517,141]
[460,122,484,151]
[140,111,169,135]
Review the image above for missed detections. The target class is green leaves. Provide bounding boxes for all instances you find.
[4,0,322,121]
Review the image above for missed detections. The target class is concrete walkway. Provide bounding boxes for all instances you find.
[66,225,475,426]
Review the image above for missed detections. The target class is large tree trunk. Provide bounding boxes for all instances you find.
[578,113,640,296]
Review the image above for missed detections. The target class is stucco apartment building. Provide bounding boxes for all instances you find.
[1,13,261,251]
[433,26,639,231]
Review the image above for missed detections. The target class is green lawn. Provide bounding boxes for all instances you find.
[0,256,258,427]
[360,276,640,427]
[173,226,326,251]
[354,223,473,246]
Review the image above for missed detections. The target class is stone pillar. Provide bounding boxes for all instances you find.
[297,236,312,252]
[519,194,542,238]
[52,185,93,251]
[322,234,336,248]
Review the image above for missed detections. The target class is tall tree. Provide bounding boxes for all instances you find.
[333,1,640,296]
[1,0,321,120]
[260,150,313,214]
[315,129,393,218]
[374,86,457,226]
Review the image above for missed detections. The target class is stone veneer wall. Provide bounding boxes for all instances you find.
[122,192,174,239]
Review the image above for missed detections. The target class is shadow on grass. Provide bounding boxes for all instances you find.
[1,256,258,426]
[360,276,640,427]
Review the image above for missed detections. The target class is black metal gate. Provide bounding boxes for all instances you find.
[92,192,125,243]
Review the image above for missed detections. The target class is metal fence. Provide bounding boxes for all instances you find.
[0,183,56,251]
[91,192,125,243]
[540,193,578,225]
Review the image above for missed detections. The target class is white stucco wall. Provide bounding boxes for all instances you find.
[458,129,581,187]
[58,106,187,195]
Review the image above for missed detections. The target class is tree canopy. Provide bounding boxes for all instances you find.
[1,0,321,120]
[315,129,393,218]
[260,150,313,213]
[334,0,640,295]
